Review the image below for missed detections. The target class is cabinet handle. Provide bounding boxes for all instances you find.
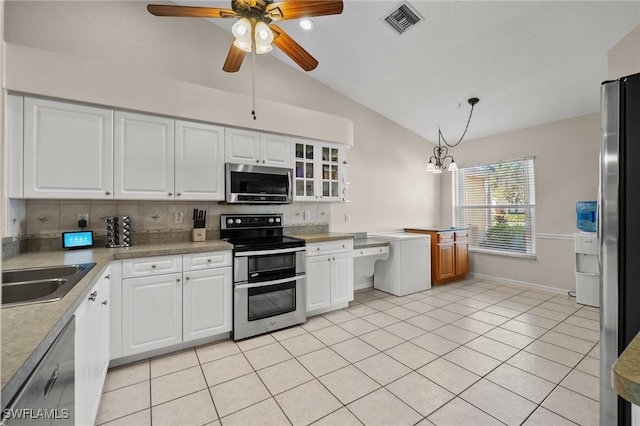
[185,276,190,281]
[177,192,182,197]
[262,160,266,163]
[332,257,335,261]
[176,278,181,283]
[256,159,260,163]
[168,192,173,197]
[89,291,98,302]
[317,247,321,251]
[102,300,108,306]
[105,274,110,280]
[105,191,110,195]
[327,258,330,262]
[342,244,345,248]
[151,265,156,269]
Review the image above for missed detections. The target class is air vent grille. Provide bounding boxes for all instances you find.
[385,3,422,34]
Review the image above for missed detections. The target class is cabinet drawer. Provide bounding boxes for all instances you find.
[437,232,454,243]
[183,251,232,271]
[123,255,182,278]
[455,230,468,240]
[353,246,389,258]
[307,239,354,257]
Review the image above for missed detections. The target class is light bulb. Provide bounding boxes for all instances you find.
[232,18,252,53]
[254,21,273,54]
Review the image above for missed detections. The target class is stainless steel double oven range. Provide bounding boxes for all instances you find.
[221,214,306,340]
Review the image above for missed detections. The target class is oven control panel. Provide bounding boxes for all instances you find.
[221,214,283,229]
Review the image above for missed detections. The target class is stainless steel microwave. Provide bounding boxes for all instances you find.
[225,163,293,204]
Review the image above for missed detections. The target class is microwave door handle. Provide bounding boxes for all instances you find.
[288,169,293,201]
[235,247,306,257]
[235,274,305,289]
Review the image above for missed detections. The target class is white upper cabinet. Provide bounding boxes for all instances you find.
[293,138,348,202]
[225,128,291,167]
[23,97,114,199]
[175,120,225,201]
[114,111,175,199]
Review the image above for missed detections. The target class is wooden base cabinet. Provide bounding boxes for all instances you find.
[405,229,469,285]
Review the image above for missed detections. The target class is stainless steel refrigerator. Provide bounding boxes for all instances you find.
[600,72,640,426]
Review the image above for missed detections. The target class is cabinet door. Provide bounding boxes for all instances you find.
[437,243,456,280]
[88,273,110,419]
[74,299,91,426]
[183,268,232,341]
[24,97,113,199]
[318,143,342,201]
[455,241,469,276]
[122,273,182,356]
[331,251,354,305]
[225,128,261,165]
[306,255,332,312]
[175,120,225,200]
[114,111,175,199]
[260,133,291,167]
[292,139,317,201]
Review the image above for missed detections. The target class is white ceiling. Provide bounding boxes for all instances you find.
[187,1,640,143]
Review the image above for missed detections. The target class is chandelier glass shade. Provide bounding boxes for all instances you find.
[426,97,479,173]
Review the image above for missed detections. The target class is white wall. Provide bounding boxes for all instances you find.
[3,1,441,234]
[608,25,640,79]
[441,114,600,291]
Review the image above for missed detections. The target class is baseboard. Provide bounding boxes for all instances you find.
[355,282,374,291]
[468,272,570,294]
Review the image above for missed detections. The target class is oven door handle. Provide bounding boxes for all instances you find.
[235,246,306,257]
[235,274,305,290]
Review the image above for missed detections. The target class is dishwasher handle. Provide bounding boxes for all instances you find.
[43,364,59,400]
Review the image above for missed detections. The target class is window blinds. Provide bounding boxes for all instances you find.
[453,158,536,257]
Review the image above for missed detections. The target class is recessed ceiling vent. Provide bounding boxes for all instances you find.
[384,2,422,34]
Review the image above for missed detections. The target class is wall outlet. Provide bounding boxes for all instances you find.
[77,213,89,224]
[175,212,184,224]
[303,211,311,221]
[345,214,351,223]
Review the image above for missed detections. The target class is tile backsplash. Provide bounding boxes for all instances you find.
[22,200,332,237]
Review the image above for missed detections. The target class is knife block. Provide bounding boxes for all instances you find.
[191,229,206,242]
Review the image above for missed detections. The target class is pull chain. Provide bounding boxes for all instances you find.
[251,49,256,120]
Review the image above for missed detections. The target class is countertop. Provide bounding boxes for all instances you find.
[405,226,470,233]
[1,240,232,407]
[286,233,355,243]
[613,332,640,405]
[353,238,390,249]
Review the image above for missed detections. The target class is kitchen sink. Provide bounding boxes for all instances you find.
[1,263,97,307]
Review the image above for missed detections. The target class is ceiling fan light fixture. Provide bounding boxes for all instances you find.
[232,18,252,52]
[255,21,274,54]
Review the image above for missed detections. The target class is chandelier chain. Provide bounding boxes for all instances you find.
[440,102,476,148]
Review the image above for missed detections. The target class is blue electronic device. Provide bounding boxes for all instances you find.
[62,231,94,249]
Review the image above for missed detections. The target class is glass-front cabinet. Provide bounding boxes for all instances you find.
[293,138,349,202]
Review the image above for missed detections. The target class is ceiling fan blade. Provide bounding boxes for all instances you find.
[266,0,343,21]
[147,4,235,18]
[223,43,246,73]
[270,25,318,71]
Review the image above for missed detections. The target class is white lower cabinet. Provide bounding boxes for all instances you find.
[75,266,111,426]
[117,252,232,358]
[121,272,183,356]
[306,240,354,316]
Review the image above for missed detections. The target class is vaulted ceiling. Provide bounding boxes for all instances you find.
[185,1,640,142]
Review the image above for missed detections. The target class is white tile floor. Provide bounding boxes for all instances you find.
[96,278,600,426]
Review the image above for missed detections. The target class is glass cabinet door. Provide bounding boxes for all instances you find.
[294,141,316,200]
[320,145,341,200]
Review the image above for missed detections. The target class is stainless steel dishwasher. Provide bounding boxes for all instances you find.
[2,317,75,425]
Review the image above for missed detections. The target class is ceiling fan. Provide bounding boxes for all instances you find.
[147,0,344,73]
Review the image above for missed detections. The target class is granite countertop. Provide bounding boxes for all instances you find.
[405,226,471,233]
[613,332,640,405]
[286,233,355,243]
[353,238,390,249]
[1,240,233,407]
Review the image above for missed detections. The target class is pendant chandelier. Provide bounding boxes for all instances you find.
[426,97,479,173]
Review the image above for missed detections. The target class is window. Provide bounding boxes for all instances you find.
[453,157,536,258]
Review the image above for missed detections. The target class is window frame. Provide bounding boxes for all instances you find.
[452,157,537,259]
